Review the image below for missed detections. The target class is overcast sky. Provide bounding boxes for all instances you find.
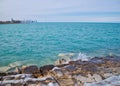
[0,0,120,22]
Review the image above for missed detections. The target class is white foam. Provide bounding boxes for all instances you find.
[58,53,75,58]
[76,52,89,61]
[57,52,90,62]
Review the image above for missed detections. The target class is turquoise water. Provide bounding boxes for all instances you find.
[0,22,120,68]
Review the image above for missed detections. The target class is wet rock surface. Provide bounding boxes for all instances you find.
[0,56,120,86]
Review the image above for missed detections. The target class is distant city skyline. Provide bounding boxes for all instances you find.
[0,0,120,22]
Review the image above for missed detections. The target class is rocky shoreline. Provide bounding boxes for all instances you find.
[0,55,120,86]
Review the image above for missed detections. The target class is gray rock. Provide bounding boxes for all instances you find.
[3,74,33,80]
[27,83,41,86]
[2,79,24,85]
[84,75,120,86]
[15,74,33,79]
[52,83,59,86]
[57,77,75,86]
[76,75,88,83]
[77,74,96,83]
[87,74,95,82]
[93,74,102,82]
[103,73,113,79]
[52,67,63,77]
[40,83,48,86]
[64,65,77,72]
[27,84,37,86]
[24,76,54,85]
[4,84,11,86]
[48,82,56,86]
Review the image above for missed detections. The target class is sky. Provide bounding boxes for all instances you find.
[0,0,120,22]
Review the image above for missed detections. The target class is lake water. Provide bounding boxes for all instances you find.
[0,22,120,68]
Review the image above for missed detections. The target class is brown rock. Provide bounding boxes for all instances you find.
[0,72,6,76]
[56,76,75,86]
[22,65,39,74]
[52,67,63,77]
[39,65,54,76]
[64,65,77,72]
[103,73,113,79]
[15,67,21,74]
[56,64,68,68]
[93,74,102,82]
[43,77,55,84]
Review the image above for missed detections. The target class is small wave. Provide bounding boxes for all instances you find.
[58,53,75,62]
[58,53,75,58]
[76,52,90,61]
[57,52,90,62]
[0,59,38,72]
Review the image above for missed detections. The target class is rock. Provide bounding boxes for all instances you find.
[55,59,67,65]
[22,65,39,74]
[76,74,95,83]
[43,77,55,84]
[93,74,102,82]
[56,77,75,86]
[24,76,54,85]
[0,77,3,81]
[87,74,95,82]
[51,82,59,86]
[40,83,48,86]
[64,65,77,72]
[76,75,88,83]
[69,60,78,65]
[110,67,120,74]
[40,65,54,76]
[103,73,113,78]
[6,72,17,76]
[0,56,120,86]
[3,75,15,80]
[27,83,42,86]
[15,67,21,74]
[61,69,70,75]
[3,74,33,80]
[15,74,33,79]
[76,81,84,86]
[0,72,6,76]
[1,79,24,86]
[24,77,41,84]
[84,75,120,86]
[52,67,63,77]
[56,64,68,68]
[90,58,105,66]
[4,84,11,86]
[27,84,40,86]
[48,82,54,86]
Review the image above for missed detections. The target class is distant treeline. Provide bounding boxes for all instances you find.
[0,19,37,24]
